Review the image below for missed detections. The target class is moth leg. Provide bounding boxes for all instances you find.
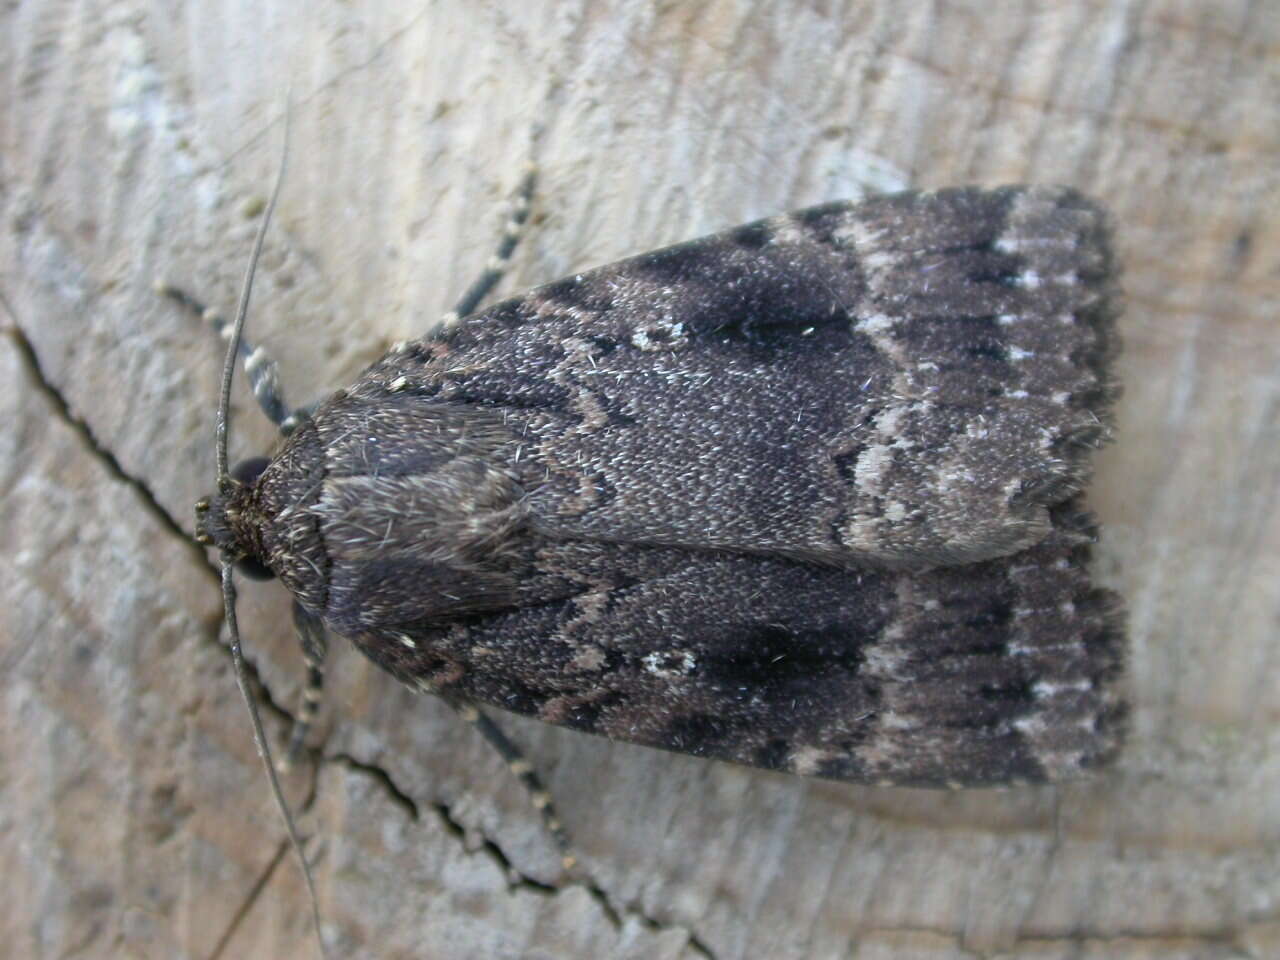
[156,283,294,430]
[280,600,329,769]
[440,165,536,325]
[445,697,576,872]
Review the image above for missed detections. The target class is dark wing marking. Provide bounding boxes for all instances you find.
[349,186,1119,572]
[352,500,1125,787]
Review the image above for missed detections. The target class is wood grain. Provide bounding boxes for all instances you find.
[2,2,1277,958]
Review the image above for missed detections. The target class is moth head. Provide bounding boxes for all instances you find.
[195,455,276,580]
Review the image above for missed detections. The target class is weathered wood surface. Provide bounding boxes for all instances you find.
[2,2,1277,958]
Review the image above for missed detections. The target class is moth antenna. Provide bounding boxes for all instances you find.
[215,96,329,959]
[217,98,290,485]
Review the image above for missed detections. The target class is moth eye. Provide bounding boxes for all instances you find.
[231,456,271,489]
[236,556,276,581]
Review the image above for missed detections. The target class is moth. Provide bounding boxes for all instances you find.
[195,180,1125,822]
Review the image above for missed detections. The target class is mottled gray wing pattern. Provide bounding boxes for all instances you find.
[245,186,1124,785]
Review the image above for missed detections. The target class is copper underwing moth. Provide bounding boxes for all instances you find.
[186,171,1125,954]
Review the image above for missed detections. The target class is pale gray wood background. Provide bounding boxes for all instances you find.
[2,2,1278,958]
